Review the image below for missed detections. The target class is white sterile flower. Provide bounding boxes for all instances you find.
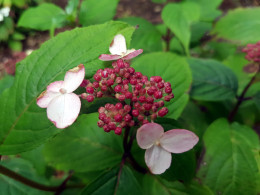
[136,123,199,174]
[1,7,10,17]
[99,34,143,61]
[37,64,85,129]
[0,7,10,22]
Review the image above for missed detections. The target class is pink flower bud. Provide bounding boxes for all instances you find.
[86,95,94,102]
[86,86,94,94]
[94,74,101,81]
[132,109,139,117]
[97,91,103,98]
[115,103,123,110]
[158,107,168,117]
[154,91,163,99]
[115,127,122,135]
[124,105,131,112]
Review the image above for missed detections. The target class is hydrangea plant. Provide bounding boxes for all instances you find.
[37,34,199,174]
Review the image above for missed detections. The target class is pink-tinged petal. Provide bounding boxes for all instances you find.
[37,90,60,108]
[46,81,63,92]
[109,34,127,55]
[123,49,143,60]
[47,93,81,129]
[136,123,164,149]
[145,145,171,174]
[63,64,85,93]
[99,54,121,61]
[160,129,199,154]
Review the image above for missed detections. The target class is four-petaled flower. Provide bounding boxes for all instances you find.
[37,64,85,129]
[99,34,143,61]
[136,123,199,174]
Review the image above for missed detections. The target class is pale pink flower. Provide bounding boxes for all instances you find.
[99,34,143,61]
[37,64,85,129]
[136,123,199,174]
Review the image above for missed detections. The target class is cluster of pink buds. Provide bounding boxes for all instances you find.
[97,103,134,135]
[80,59,174,134]
[242,41,260,63]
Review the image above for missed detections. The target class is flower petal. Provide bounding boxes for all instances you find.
[122,49,143,60]
[47,93,81,129]
[37,90,60,108]
[99,54,121,61]
[136,123,164,149]
[145,145,171,174]
[160,129,199,153]
[109,34,127,55]
[63,64,85,93]
[46,81,63,92]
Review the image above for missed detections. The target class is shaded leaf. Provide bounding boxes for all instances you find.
[80,166,142,195]
[142,175,213,195]
[198,118,260,195]
[0,158,51,195]
[44,113,123,172]
[188,58,238,101]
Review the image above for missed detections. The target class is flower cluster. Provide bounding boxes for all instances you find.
[242,41,260,63]
[36,33,199,175]
[81,59,174,134]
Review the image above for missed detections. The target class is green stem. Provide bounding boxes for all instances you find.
[228,65,259,122]
[0,165,83,192]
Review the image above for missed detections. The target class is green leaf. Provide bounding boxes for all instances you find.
[198,118,260,195]
[223,54,253,93]
[206,41,237,61]
[190,22,212,44]
[12,0,27,7]
[0,21,135,155]
[65,0,79,22]
[18,3,66,31]
[212,7,260,44]
[142,175,213,195]
[0,158,51,195]
[11,32,25,41]
[65,0,79,15]
[254,91,260,110]
[162,2,200,55]
[20,145,47,175]
[132,52,192,119]
[185,0,222,21]
[8,40,23,51]
[79,0,119,26]
[142,175,187,195]
[0,75,14,95]
[0,17,14,41]
[44,113,123,172]
[81,166,142,195]
[188,58,238,101]
[119,17,162,53]
[161,150,196,183]
[179,101,208,139]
